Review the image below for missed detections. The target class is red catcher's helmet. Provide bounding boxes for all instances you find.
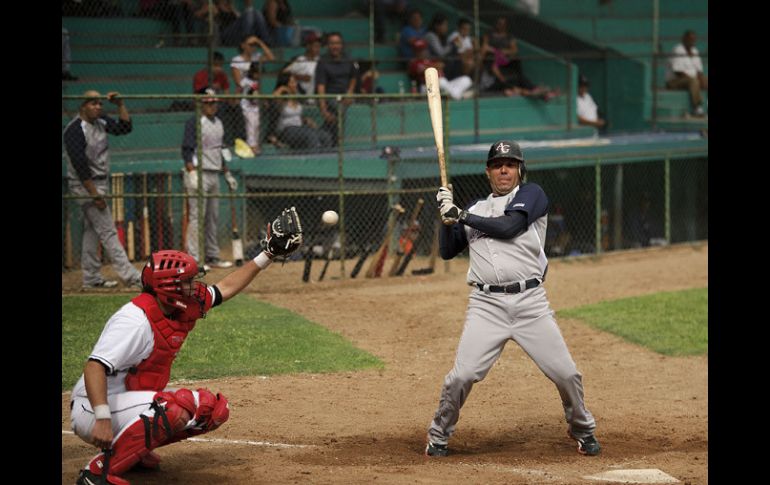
[141,250,203,313]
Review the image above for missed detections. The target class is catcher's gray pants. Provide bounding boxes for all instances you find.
[427,286,596,445]
[70,178,141,286]
[185,171,221,263]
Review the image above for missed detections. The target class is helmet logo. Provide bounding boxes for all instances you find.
[496,142,510,154]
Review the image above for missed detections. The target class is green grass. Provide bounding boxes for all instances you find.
[62,294,383,391]
[558,288,707,356]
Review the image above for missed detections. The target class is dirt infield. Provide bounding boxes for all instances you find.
[62,242,708,484]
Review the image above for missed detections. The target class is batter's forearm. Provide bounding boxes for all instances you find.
[461,211,527,239]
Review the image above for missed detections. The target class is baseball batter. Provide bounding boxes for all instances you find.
[425,140,600,457]
[70,209,302,485]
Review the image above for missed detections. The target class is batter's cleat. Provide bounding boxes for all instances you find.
[567,429,601,456]
[76,469,130,485]
[425,441,449,457]
[82,280,119,289]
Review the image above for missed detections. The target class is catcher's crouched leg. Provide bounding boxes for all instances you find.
[84,388,229,482]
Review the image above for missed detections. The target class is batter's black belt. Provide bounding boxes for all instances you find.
[474,278,541,294]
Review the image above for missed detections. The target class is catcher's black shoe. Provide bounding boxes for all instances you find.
[425,441,449,457]
[567,429,601,456]
[76,469,126,485]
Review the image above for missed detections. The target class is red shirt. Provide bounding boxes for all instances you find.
[408,58,443,84]
[193,68,230,93]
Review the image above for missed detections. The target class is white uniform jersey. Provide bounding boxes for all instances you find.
[71,301,154,398]
[464,185,549,285]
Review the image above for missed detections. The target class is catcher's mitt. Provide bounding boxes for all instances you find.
[262,207,303,258]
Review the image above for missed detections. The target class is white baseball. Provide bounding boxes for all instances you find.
[322,210,339,225]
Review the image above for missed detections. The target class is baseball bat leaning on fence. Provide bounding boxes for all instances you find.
[115,173,126,249]
[425,67,449,187]
[412,219,440,275]
[388,198,424,276]
[301,246,313,282]
[180,171,188,253]
[126,173,135,261]
[228,185,244,266]
[365,203,405,278]
[318,246,333,282]
[349,243,373,278]
[142,173,151,257]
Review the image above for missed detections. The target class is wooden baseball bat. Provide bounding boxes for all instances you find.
[115,173,126,249]
[317,246,333,281]
[301,247,313,282]
[142,173,151,257]
[425,67,448,187]
[395,245,416,276]
[412,218,440,275]
[365,204,405,278]
[349,244,372,278]
[229,185,244,266]
[126,173,135,261]
[388,198,424,276]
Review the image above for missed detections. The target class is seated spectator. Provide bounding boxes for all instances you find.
[231,34,275,89]
[215,0,271,47]
[448,18,478,76]
[272,72,333,149]
[357,61,385,95]
[139,0,196,46]
[480,18,559,100]
[408,39,472,100]
[576,75,607,131]
[283,31,322,100]
[424,13,462,80]
[398,8,426,60]
[264,0,297,47]
[315,32,359,147]
[665,30,708,117]
[193,51,230,93]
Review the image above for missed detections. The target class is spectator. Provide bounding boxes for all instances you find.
[193,51,230,93]
[665,30,708,117]
[361,0,408,43]
[448,18,479,76]
[239,62,263,155]
[481,17,557,100]
[231,34,275,90]
[181,88,239,270]
[315,32,359,146]
[576,75,607,131]
[216,0,272,47]
[408,39,472,100]
[139,0,196,46]
[398,8,426,60]
[284,31,323,100]
[272,72,333,149]
[263,0,297,47]
[62,90,143,289]
[357,60,385,95]
[62,28,78,81]
[424,13,462,80]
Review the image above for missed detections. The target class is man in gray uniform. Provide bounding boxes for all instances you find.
[63,90,142,289]
[182,88,239,270]
[425,140,600,457]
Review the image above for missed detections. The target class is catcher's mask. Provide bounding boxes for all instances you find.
[141,250,205,313]
[487,140,526,180]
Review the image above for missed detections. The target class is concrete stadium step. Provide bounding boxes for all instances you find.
[540,0,708,17]
[546,17,708,43]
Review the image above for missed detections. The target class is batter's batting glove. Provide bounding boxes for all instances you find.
[436,185,454,206]
[439,200,465,225]
[224,171,238,191]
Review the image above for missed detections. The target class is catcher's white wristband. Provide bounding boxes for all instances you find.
[93,404,111,420]
[253,251,273,269]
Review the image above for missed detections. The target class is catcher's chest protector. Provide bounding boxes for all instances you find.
[126,293,197,391]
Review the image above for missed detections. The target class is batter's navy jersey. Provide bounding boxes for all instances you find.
[440,183,550,285]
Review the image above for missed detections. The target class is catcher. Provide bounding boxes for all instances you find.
[70,208,303,485]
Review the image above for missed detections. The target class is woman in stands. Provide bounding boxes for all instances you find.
[271,72,332,150]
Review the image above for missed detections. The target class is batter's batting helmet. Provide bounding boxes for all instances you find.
[487,140,526,180]
[141,250,206,314]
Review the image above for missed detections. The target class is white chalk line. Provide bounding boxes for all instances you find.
[62,430,312,449]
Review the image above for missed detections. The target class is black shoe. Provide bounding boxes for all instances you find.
[76,469,103,485]
[425,441,449,457]
[568,429,601,456]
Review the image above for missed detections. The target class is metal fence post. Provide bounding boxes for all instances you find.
[664,156,671,244]
[595,158,602,255]
[337,96,346,278]
[194,97,204,267]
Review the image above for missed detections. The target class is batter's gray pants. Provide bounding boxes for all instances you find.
[185,171,221,263]
[427,286,596,445]
[70,179,141,286]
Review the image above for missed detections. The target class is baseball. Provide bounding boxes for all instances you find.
[322,210,339,225]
